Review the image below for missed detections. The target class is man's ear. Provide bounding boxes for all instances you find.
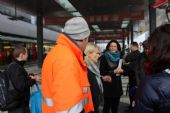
[19,53,23,59]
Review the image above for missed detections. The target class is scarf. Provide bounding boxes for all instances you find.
[104,51,120,62]
[84,57,103,93]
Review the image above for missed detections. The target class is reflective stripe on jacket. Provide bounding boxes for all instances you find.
[42,33,94,113]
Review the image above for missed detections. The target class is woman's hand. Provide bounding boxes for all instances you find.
[30,75,41,83]
[114,67,124,74]
[102,75,112,82]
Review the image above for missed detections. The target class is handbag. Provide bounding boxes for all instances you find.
[30,83,42,113]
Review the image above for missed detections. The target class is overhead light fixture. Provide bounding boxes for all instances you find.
[121,20,129,28]
[71,12,82,16]
[95,29,101,32]
[122,20,129,24]
[92,25,101,32]
[54,0,82,17]
[92,25,99,29]
[102,29,115,32]
[121,21,129,28]
[8,0,24,21]
[54,0,76,12]
[121,23,128,28]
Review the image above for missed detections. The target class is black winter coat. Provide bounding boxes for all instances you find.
[134,72,170,113]
[88,69,102,113]
[99,55,123,98]
[7,59,35,108]
[124,50,141,86]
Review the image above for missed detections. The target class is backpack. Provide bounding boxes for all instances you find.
[0,70,8,110]
[0,63,20,111]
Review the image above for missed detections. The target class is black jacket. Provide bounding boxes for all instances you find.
[124,50,141,86]
[99,55,123,98]
[134,72,170,113]
[88,69,102,113]
[7,59,35,108]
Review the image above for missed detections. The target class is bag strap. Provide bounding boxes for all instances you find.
[35,83,41,93]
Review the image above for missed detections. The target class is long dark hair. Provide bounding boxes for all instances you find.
[106,39,121,52]
[148,24,170,73]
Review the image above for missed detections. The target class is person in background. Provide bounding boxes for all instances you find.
[84,43,103,113]
[135,40,151,86]
[99,40,123,113]
[7,45,41,113]
[0,48,4,65]
[141,40,151,76]
[124,42,141,111]
[134,24,170,113]
[42,17,94,113]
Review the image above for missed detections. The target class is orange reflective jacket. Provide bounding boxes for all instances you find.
[42,33,94,113]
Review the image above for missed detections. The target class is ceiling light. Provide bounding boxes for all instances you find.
[102,29,114,32]
[121,23,128,28]
[95,29,101,32]
[54,0,83,17]
[92,25,99,29]
[92,25,101,32]
[54,0,76,12]
[122,20,130,24]
[71,12,82,16]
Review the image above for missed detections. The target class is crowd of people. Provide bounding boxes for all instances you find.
[1,17,170,113]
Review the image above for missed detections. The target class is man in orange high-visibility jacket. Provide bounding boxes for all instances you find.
[42,17,94,113]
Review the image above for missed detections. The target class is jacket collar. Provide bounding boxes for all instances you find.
[12,58,25,66]
[56,33,87,68]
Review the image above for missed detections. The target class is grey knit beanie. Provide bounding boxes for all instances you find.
[64,17,90,40]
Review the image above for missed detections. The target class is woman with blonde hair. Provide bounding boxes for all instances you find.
[84,43,103,113]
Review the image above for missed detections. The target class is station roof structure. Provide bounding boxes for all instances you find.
[0,0,148,41]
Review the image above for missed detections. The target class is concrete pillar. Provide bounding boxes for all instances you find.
[37,15,44,68]
[127,33,130,48]
[130,21,134,43]
[122,38,125,56]
[36,0,44,68]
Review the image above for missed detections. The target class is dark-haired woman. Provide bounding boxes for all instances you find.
[134,24,170,113]
[99,40,123,113]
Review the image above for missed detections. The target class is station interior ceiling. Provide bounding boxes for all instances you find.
[0,0,149,41]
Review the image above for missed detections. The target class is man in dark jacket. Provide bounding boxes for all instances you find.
[124,42,141,110]
[136,40,151,85]
[7,45,41,113]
